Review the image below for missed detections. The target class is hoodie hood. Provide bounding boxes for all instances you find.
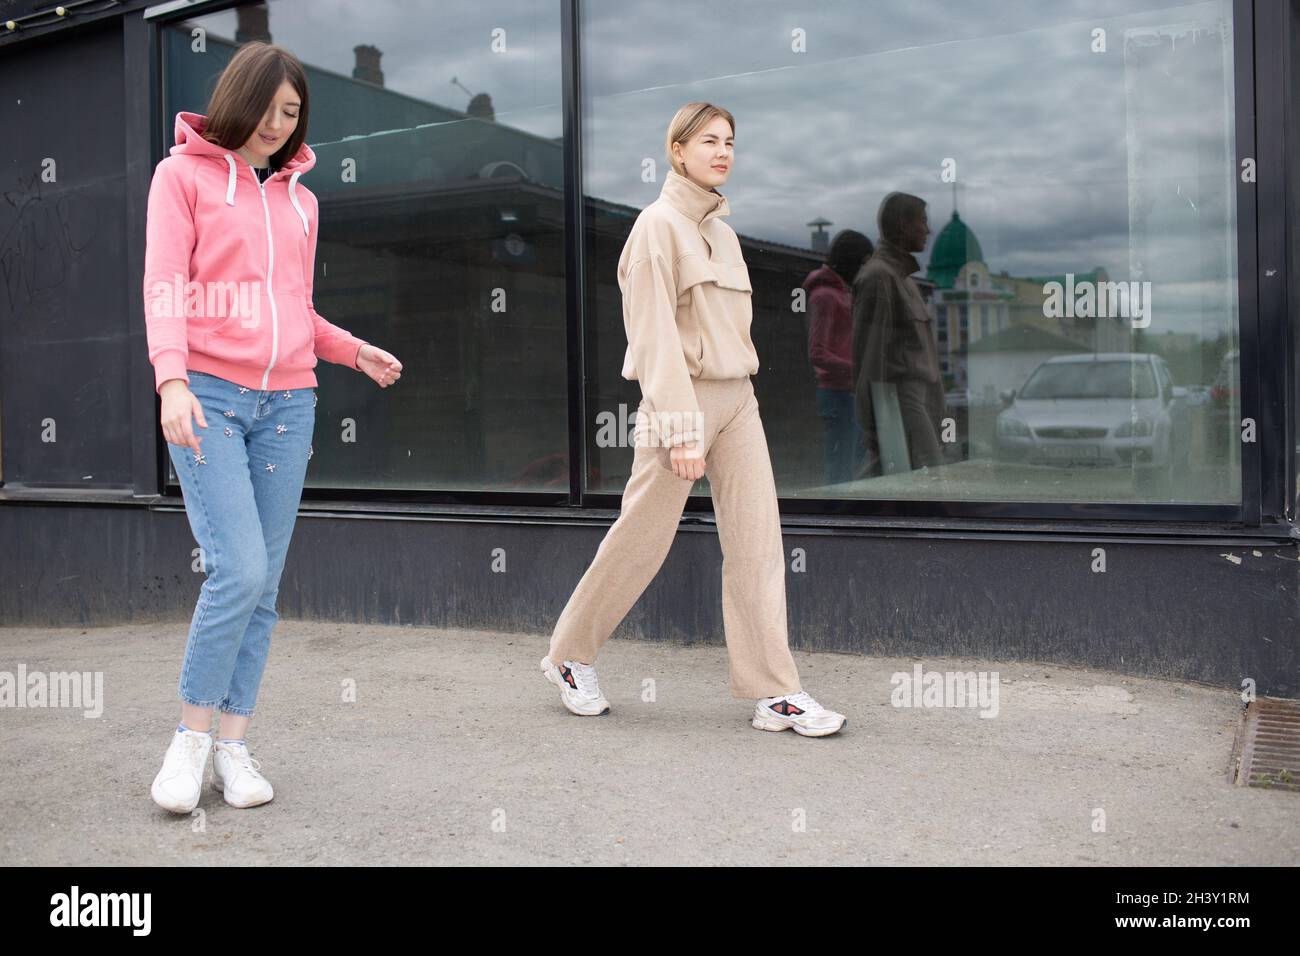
[171,111,315,233]
[802,263,848,295]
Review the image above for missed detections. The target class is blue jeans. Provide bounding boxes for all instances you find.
[815,387,866,484]
[166,370,316,717]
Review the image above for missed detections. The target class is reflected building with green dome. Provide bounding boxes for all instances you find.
[923,205,1131,398]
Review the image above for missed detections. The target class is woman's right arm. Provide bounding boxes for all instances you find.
[620,212,705,429]
[143,159,206,452]
[621,248,708,480]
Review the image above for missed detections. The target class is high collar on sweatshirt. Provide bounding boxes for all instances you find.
[659,167,730,223]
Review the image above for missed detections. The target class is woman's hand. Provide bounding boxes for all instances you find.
[670,442,705,481]
[356,344,403,388]
[159,379,207,454]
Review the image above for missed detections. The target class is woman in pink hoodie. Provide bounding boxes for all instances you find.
[144,42,401,814]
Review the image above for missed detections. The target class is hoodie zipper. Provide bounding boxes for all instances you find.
[250,166,279,391]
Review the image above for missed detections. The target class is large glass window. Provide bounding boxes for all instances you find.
[162,0,567,492]
[580,0,1241,506]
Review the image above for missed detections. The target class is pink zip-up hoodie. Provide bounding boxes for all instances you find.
[143,111,367,394]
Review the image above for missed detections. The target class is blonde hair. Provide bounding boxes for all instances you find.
[665,102,736,176]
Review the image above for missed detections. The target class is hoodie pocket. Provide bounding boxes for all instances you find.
[206,287,270,343]
[275,293,318,366]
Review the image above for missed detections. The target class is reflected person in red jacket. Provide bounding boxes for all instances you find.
[803,230,873,484]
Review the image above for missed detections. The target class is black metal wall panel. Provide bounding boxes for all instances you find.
[0,23,133,488]
[1254,0,1295,521]
[1,505,1295,696]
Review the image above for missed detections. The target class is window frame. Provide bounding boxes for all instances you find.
[135,0,1290,529]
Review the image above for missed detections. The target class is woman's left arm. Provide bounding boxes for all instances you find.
[303,190,402,387]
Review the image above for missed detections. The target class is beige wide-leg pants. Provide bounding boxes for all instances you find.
[547,375,801,699]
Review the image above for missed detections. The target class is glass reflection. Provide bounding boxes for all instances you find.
[164,0,567,492]
[582,0,1241,506]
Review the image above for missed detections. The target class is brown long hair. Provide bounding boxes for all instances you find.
[202,42,309,169]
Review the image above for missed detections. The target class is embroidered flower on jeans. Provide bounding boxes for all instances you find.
[276,424,287,434]
[265,462,277,473]
[238,386,250,394]
[313,394,318,407]
[308,444,314,460]
[223,409,235,417]
[193,452,207,465]
[283,391,292,400]
[223,427,233,437]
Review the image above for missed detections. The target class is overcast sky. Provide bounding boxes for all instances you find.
[191,0,1239,336]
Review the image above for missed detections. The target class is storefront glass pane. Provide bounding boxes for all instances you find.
[162,0,567,492]
[581,0,1241,506]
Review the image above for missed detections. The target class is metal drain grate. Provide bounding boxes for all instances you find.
[1230,698,1300,791]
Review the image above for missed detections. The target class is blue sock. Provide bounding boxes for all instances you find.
[176,722,207,735]
[216,738,247,748]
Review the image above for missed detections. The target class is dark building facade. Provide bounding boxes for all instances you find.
[1,0,1297,693]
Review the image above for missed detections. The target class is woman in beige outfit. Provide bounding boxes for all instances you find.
[540,103,846,737]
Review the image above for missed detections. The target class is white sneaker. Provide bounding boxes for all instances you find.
[150,727,213,813]
[752,690,846,737]
[541,655,610,716]
[211,741,274,808]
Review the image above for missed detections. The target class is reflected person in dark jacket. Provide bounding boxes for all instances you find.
[851,192,947,475]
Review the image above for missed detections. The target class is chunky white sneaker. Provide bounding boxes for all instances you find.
[211,741,274,808]
[541,655,610,716]
[752,690,846,737]
[150,727,213,813]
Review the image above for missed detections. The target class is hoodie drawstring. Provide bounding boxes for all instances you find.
[221,151,308,234]
[223,154,238,206]
[288,171,309,235]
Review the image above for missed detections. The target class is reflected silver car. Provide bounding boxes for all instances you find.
[994,353,1190,477]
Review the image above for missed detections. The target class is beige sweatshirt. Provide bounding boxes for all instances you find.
[618,167,759,446]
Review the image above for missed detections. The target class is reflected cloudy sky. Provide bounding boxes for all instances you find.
[190,0,1239,336]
